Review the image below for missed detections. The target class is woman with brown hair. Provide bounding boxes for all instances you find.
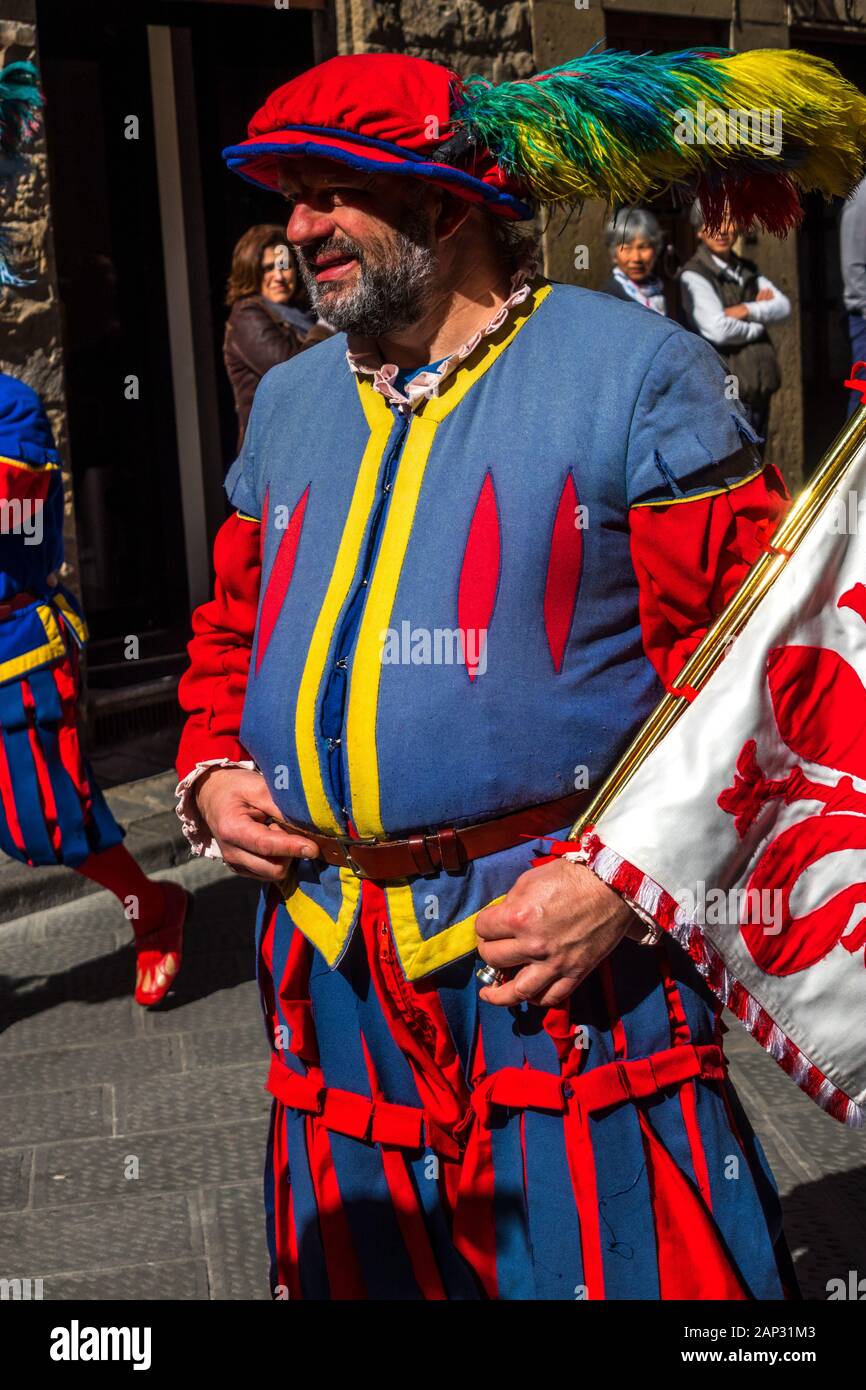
[223,224,329,447]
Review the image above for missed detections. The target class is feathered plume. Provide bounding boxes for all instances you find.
[447,48,866,233]
[0,60,43,160]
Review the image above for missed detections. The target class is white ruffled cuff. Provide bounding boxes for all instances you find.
[174,758,256,859]
[561,847,662,947]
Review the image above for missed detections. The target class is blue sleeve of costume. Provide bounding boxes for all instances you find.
[0,373,65,597]
[224,368,275,519]
[0,373,60,469]
[625,329,762,507]
[224,421,260,519]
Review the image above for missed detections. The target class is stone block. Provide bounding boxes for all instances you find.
[41,1257,211,1301]
[0,1191,202,1275]
[0,1146,32,1211]
[32,1117,268,1208]
[0,1035,182,1096]
[115,1062,269,1136]
[0,1082,113,1147]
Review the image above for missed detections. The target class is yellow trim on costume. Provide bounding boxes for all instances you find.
[423,279,552,428]
[385,883,506,981]
[282,279,553,974]
[0,453,58,473]
[346,280,553,838]
[293,383,395,834]
[52,592,89,644]
[0,604,66,683]
[630,465,765,509]
[345,411,437,837]
[282,866,362,967]
[236,510,261,523]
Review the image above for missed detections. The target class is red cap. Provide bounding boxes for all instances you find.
[222,53,533,221]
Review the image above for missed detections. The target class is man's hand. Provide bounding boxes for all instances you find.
[195,768,321,880]
[475,858,635,1008]
[723,303,751,319]
[754,287,775,302]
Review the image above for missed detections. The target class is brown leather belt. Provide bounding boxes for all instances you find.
[276,789,589,880]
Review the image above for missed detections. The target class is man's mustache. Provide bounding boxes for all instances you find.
[299,236,366,271]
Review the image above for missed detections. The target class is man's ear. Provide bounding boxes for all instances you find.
[435,191,473,243]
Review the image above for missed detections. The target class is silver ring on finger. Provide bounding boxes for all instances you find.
[476,962,506,988]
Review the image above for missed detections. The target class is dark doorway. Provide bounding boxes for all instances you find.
[187,12,318,473]
[39,1,186,649]
[37,0,315,777]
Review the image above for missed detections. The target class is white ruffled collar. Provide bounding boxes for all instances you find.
[345,263,541,413]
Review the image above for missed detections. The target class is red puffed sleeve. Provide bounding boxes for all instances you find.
[176,510,261,779]
[629,463,790,689]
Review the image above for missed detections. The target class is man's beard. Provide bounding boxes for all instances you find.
[297,205,437,337]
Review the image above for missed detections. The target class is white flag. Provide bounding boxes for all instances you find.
[583,433,866,1125]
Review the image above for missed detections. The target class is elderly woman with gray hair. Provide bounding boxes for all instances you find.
[600,207,669,315]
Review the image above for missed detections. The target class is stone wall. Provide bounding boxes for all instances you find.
[2,0,841,566]
[531,0,608,353]
[0,0,80,594]
[330,0,809,487]
[332,0,535,77]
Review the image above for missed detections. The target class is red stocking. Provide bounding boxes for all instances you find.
[74,844,166,937]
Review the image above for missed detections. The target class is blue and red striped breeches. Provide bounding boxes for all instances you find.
[0,647,123,867]
[258,879,792,1301]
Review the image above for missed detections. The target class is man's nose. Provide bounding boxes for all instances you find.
[286,201,335,245]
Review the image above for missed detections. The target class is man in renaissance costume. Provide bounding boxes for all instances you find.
[176,48,866,1298]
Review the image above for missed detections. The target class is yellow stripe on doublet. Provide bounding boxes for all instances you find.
[283,866,362,967]
[0,454,58,473]
[346,280,552,838]
[52,592,89,644]
[293,384,394,833]
[630,465,765,508]
[385,883,506,980]
[345,411,438,837]
[0,604,66,684]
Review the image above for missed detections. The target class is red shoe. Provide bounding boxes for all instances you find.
[134,881,189,1007]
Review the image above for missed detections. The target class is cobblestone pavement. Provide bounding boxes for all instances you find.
[723,1024,866,1299]
[0,856,863,1301]
[0,858,269,1301]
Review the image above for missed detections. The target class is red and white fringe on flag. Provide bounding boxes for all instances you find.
[578,831,865,1128]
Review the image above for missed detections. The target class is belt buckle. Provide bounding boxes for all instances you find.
[335,832,379,880]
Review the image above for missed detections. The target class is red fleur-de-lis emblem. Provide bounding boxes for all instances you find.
[718,585,866,975]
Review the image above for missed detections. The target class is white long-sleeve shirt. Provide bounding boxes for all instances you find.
[679,254,791,348]
[841,177,866,316]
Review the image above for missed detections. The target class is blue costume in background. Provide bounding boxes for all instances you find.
[0,370,122,866]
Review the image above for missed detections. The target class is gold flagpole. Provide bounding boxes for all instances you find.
[568,403,866,843]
